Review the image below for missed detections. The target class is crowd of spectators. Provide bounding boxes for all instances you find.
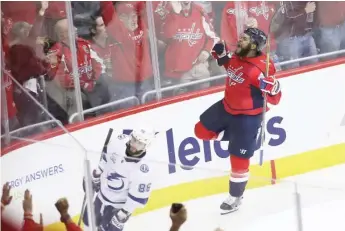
[1,1,345,142]
[1,182,224,231]
[1,1,345,229]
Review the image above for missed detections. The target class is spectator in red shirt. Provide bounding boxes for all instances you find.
[1,71,19,134]
[158,1,219,95]
[1,183,81,231]
[90,15,121,102]
[46,18,110,117]
[1,183,43,231]
[1,14,19,134]
[1,1,39,26]
[101,2,154,101]
[221,1,281,70]
[6,2,49,130]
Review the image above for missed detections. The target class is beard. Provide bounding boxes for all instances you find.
[235,44,251,57]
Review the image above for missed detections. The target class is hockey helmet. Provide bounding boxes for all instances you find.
[244,27,267,51]
[128,128,156,154]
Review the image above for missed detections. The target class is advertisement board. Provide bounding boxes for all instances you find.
[1,63,345,228]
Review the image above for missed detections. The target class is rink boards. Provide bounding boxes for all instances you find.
[1,60,345,229]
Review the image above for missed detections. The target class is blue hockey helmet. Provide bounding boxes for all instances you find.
[244,27,267,51]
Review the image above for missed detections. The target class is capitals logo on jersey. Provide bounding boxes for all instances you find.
[227,65,245,85]
[173,23,203,47]
[248,2,271,20]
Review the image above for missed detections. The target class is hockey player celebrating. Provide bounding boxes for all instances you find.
[194,28,282,215]
[83,128,157,230]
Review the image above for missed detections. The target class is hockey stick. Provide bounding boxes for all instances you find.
[78,195,87,226]
[259,37,270,166]
[77,128,114,226]
[259,4,284,166]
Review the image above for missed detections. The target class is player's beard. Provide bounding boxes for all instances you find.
[125,143,144,157]
[235,44,251,57]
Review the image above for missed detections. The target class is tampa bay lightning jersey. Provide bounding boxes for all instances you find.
[98,134,153,214]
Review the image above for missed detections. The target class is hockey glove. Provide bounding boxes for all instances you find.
[212,41,231,66]
[99,209,130,231]
[91,169,102,192]
[211,40,228,59]
[259,76,281,96]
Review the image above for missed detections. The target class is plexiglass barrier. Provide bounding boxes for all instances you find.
[2,1,345,142]
[1,1,345,231]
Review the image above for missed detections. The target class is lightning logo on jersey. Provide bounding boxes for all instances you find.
[98,133,154,214]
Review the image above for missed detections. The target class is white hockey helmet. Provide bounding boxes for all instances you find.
[128,128,156,154]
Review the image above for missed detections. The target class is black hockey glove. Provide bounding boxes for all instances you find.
[91,169,101,192]
[211,41,230,66]
[82,169,102,193]
[213,42,225,56]
[99,208,130,231]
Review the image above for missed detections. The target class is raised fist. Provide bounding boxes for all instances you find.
[55,198,69,215]
[40,1,49,11]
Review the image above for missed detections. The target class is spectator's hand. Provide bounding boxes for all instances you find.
[55,198,69,216]
[36,36,46,46]
[55,197,72,223]
[46,51,58,66]
[1,182,13,207]
[170,204,187,229]
[39,1,49,16]
[39,213,44,227]
[55,198,72,223]
[245,17,258,28]
[305,2,316,13]
[171,1,182,14]
[196,50,210,64]
[23,189,33,214]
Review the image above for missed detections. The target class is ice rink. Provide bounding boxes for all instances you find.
[126,164,345,231]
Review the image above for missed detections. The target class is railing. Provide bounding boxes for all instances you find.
[141,48,345,104]
[279,49,345,66]
[141,74,226,103]
[68,96,140,124]
[0,120,60,145]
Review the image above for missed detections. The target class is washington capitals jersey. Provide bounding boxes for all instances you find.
[98,134,153,214]
[220,53,282,115]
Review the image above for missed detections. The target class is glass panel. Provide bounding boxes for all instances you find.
[65,1,154,123]
[1,1,76,141]
[1,1,96,229]
[149,1,224,99]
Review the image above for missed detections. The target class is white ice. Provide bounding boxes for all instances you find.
[126,164,345,231]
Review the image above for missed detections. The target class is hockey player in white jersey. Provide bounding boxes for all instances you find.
[83,128,157,231]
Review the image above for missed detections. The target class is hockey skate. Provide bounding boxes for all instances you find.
[220,195,243,215]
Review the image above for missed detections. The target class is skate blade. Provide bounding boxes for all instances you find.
[220,207,239,215]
